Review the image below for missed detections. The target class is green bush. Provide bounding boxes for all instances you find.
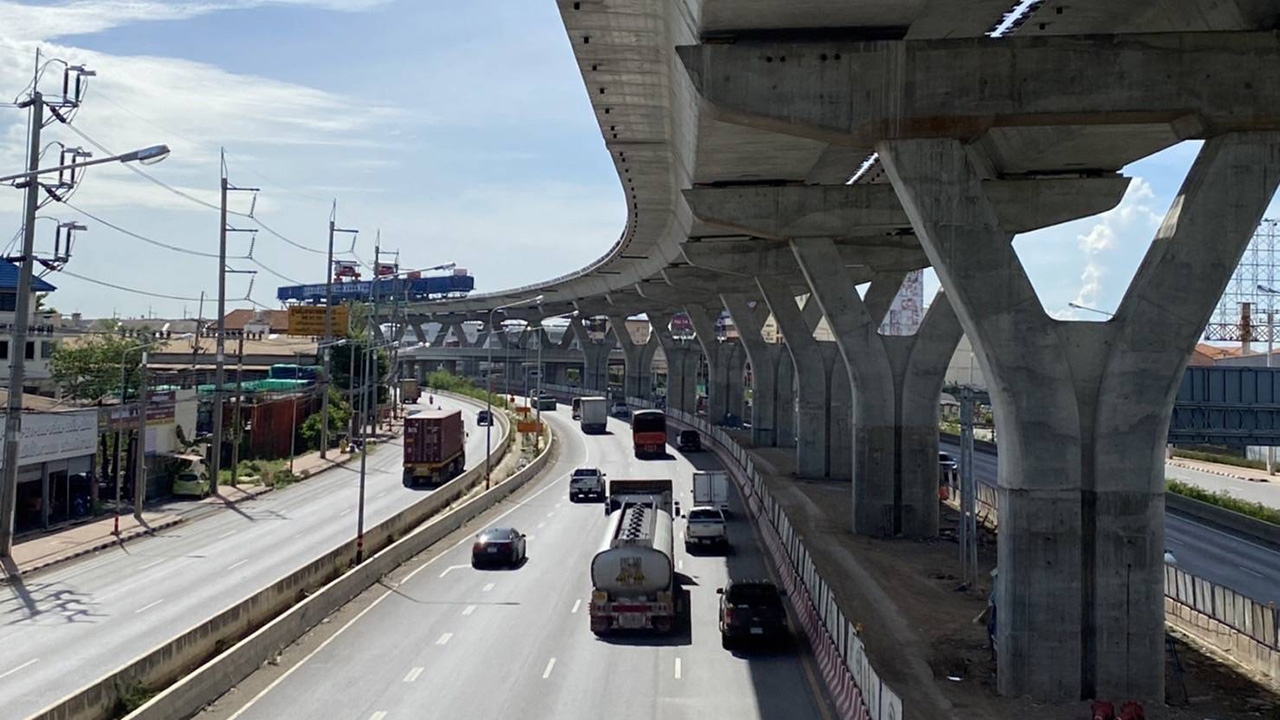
[426,370,509,409]
[1170,448,1266,470]
[1167,479,1280,525]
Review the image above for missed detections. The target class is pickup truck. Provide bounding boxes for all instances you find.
[684,506,728,552]
[570,467,606,502]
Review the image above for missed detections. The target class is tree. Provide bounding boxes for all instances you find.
[329,336,390,406]
[50,334,147,401]
[300,387,352,450]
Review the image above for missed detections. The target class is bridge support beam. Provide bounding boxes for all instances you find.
[724,293,783,445]
[571,317,615,394]
[686,303,738,425]
[611,315,657,401]
[776,352,796,448]
[879,133,1280,702]
[651,312,699,414]
[758,280,833,479]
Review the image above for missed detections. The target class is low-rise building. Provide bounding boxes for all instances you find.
[0,391,98,534]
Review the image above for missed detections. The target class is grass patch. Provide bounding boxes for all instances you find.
[114,679,154,715]
[426,370,509,409]
[1170,448,1265,470]
[218,458,297,488]
[1167,478,1280,525]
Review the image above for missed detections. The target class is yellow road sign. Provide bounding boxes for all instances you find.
[288,305,349,336]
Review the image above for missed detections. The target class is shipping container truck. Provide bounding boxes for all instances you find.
[590,479,678,635]
[579,396,608,434]
[692,470,730,515]
[403,409,465,486]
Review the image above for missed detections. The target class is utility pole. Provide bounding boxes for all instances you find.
[0,90,43,557]
[134,351,149,520]
[355,337,371,563]
[958,388,978,587]
[320,204,357,457]
[209,150,256,495]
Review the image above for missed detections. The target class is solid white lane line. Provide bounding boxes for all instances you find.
[217,530,236,540]
[1238,565,1265,577]
[369,712,387,720]
[537,522,545,529]
[375,491,386,498]
[227,559,249,571]
[436,632,453,645]
[482,582,495,593]
[0,658,38,680]
[675,657,682,680]
[140,559,166,570]
[462,605,476,616]
[542,657,556,679]
[546,512,554,518]
[571,599,581,614]
[404,666,424,683]
[228,433,587,718]
[338,509,352,517]
[439,564,469,578]
[134,599,165,614]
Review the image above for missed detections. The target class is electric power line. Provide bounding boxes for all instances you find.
[60,199,238,259]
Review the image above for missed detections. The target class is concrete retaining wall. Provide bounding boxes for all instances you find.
[1165,492,1280,549]
[26,396,517,720]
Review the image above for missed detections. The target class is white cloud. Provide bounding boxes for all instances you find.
[1068,177,1163,313]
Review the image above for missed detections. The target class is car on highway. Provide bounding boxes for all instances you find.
[685,506,728,552]
[610,400,630,418]
[718,579,788,649]
[471,526,527,568]
[476,409,493,426]
[536,393,557,411]
[570,467,606,502]
[677,429,702,453]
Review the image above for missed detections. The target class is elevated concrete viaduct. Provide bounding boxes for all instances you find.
[390,0,1280,707]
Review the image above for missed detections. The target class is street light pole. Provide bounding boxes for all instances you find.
[485,295,543,489]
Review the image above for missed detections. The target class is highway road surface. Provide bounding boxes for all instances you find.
[941,441,1280,603]
[200,406,831,720]
[0,395,497,720]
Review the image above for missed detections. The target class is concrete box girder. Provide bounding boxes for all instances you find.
[677,32,1280,149]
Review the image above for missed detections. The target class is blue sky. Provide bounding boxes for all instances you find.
[0,1,1275,322]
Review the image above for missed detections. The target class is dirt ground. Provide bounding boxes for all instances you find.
[739,445,1280,720]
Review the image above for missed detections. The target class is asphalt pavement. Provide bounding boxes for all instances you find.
[202,406,831,720]
[0,395,497,720]
[940,441,1280,603]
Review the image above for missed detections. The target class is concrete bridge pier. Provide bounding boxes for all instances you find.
[880,133,1280,702]
[686,303,736,425]
[650,312,699,414]
[722,293,782,447]
[758,280,831,479]
[570,317,614,394]
[775,352,796,448]
[610,314,656,401]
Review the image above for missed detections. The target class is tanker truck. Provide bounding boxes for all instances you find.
[589,479,678,635]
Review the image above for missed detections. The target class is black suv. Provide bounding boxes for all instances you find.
[717,580,788,649]
[677,429,702,453]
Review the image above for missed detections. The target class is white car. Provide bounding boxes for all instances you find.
[685,506,728,552]
[610,401,630,418]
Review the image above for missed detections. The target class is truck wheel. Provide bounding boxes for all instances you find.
[721,633,732,650]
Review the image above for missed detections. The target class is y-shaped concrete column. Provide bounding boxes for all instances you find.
[759,280,830,478]
[723,294,784,445]
[775,353,796,448]
[650,312,700,413]
[881,134,1280,702]
[570,317,615,394]
[686,303,736,424]
[726,340,746,424]
[610,315,657,401]
[795,243,964,536]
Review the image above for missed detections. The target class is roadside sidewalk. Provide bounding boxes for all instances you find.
[2,511,184,580]
[1168,455,1280,488]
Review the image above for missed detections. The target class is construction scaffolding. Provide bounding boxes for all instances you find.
[1205,218,1280,344]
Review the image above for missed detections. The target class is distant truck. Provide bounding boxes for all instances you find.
[579,396,608,434]
[401,378,421,404]
[692,470,730,515]
[403,409,466,486]
[631,409,667,458]
[590,479,678,635]
[571,397,582,420]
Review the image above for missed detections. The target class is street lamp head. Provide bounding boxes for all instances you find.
[1259,284,1280,295]
[122,144,171,166]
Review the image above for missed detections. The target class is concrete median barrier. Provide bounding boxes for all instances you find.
[25,394,519,720]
